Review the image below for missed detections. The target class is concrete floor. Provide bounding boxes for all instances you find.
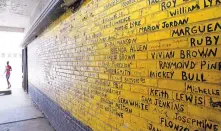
[0,85,55,131]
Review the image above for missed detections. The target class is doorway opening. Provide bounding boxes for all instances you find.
[0,31,24,90]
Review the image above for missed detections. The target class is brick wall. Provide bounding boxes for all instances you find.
[29,84,92,131]
[28,0,221,131]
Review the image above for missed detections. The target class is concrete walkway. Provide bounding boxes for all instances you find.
[0,87,55,131]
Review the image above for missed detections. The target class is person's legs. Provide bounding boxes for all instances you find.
[6,75,11,89]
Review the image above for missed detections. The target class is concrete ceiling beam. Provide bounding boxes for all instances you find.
[0,26,24,33]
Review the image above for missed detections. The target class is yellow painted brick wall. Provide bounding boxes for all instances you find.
[28,0,221,130]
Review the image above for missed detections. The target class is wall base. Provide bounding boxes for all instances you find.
[29,84,92,131]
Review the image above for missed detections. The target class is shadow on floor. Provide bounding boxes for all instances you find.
[0,88,55,131]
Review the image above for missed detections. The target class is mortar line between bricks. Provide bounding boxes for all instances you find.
[0,116,45,126]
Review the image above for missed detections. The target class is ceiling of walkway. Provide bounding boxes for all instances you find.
[0,0,39,30]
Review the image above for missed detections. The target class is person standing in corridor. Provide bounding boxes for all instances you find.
[5,61,12,89]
